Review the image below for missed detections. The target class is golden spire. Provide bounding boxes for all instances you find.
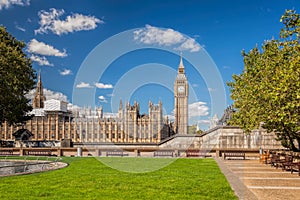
[178,52,185,74]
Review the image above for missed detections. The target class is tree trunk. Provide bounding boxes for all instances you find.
[286,131,298,151]
[296,137,300,152]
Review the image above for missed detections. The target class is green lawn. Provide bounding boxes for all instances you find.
[0,157,237,200]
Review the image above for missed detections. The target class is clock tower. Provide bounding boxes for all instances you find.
[174,55,188,134]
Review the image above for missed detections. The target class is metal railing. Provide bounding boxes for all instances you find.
[0,156,62,175]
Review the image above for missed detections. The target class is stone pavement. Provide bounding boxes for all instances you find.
[215,158,300,200]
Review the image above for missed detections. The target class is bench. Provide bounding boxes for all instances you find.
[0,149,14,156]
[153,150,174,157]
[278,155,293,170]
[106,149,128,157]
[224,152,245,160]
[24,149,56,156]
[186,150,212,158]
[270,154,281,167]
[291,162,300,176]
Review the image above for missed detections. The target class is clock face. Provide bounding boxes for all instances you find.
[178,86,185,93]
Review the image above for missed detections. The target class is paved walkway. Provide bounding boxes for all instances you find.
[215,158,300,200]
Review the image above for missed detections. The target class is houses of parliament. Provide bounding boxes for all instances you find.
[0,56,189,145]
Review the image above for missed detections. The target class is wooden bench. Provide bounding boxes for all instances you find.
[24,149,56,156]
[0,149,14,156]
[270,154,281,167]
[224,152,245,160]
[186,150,212,158]
[278,155,293,170]
[291,162,300,176]
[153,150,174,157]
[106,149,128,157]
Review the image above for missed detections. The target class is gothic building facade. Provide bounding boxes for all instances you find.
[0,56,188,145]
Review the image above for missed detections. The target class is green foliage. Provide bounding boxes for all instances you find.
[228,10,300,151]
[0,157,237,200]
[0,26,36,125]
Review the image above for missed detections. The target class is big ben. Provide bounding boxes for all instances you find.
[174,55,188,134]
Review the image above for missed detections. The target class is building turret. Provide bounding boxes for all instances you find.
[96,106,103,118]
[118,100,124,119]
[33,71,46,109]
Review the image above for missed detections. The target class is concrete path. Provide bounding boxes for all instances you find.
[215,158,300,200]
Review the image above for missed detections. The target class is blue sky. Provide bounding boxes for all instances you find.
[1,0,299,129]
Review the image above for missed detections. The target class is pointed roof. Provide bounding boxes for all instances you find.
[36,70,44,95]
[178,53,185,74]
[13,129,33,141]
[33,70,46,109]
[119,100,123,110]
[38,69,42,82]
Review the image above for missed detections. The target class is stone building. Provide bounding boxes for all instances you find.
[0,56,189,145]
[0,75,174,144]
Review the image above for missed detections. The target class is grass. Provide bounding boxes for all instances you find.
[0,157,237,200]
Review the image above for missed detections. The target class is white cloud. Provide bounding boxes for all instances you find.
[98,95,107,103]
[15,25,25,32]
[197,119,211,124]
[134,24,185,46]
[164,114,175,121]
[176,38,201,52]
[67,103,81,112]
[95,82,113,89]
[43,88,68,101]
[35,8,103,35]
[0,0,29,10]
[26,88,68,102]
[76,82,92,88]
[188,101,209,118]
[98,95,105,100]
[28,39,67,57]
[134,25,202,52]
[30,55,53,66]
[103,112,117,118]
[59,69,72,76]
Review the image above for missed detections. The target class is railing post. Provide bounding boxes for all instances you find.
[20,148,24,156]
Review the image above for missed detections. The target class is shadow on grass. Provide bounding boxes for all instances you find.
[97,157,177,173]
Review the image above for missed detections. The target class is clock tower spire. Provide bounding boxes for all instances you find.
[174,54,188,134]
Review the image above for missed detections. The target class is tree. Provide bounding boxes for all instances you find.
[228,10,300,151]
[0,26,36,126]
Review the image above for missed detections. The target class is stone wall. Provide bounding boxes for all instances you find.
[160,126,283,150]
[201,126,283,150]
[160,134,202,149]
